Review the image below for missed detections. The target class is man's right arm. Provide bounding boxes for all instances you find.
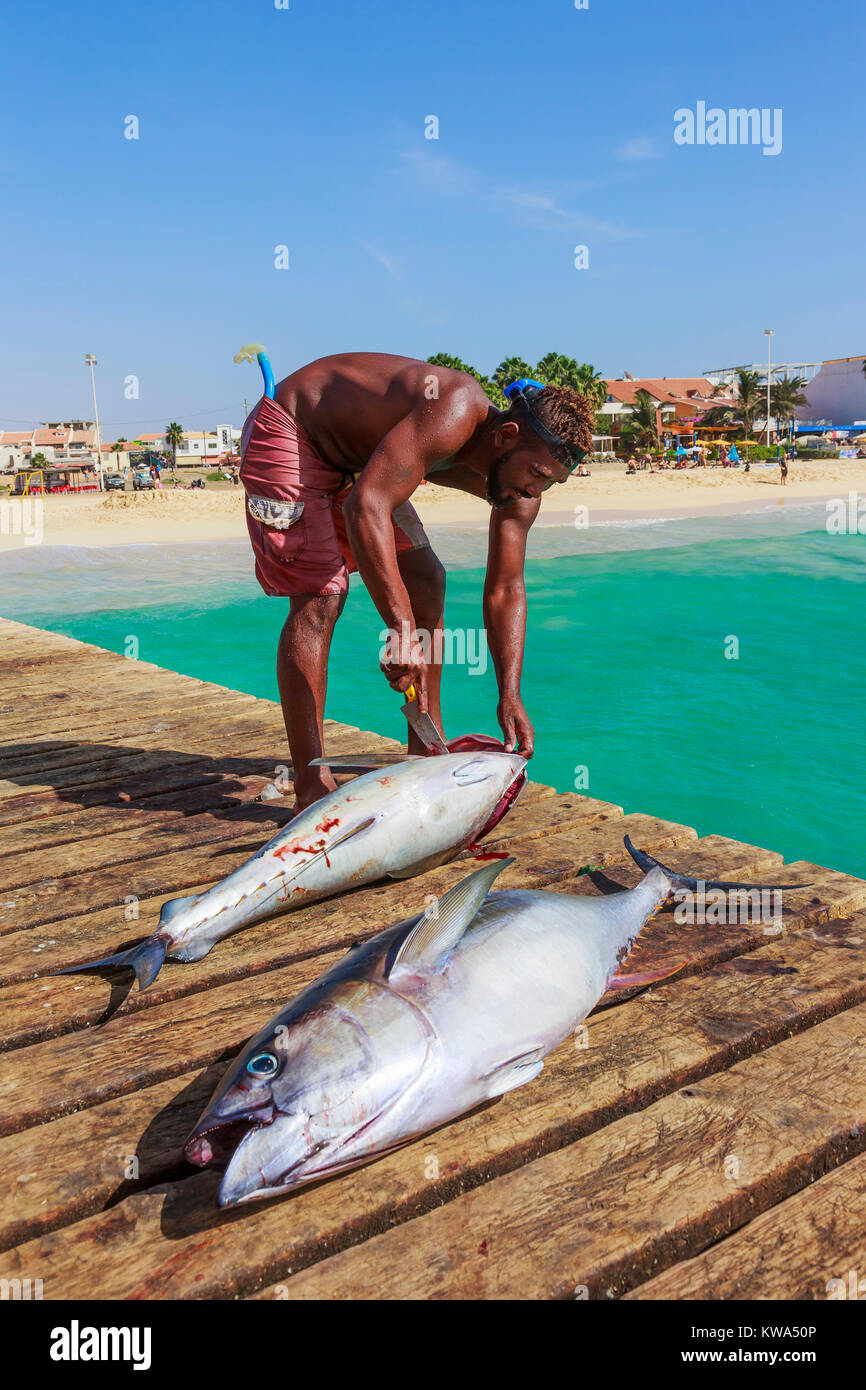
[342,389,483,703]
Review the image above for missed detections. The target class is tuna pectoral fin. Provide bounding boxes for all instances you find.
[53,935,168,991]
[481,1047,545,1099]
[607,959,690,991]
[389,856,514,978]
[623,835,810,894]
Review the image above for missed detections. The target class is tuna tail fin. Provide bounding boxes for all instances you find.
[623,835,810,894]
[53,935,168,992]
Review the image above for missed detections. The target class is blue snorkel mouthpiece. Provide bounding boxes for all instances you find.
[234,343,275,400]
[504,377,588,472]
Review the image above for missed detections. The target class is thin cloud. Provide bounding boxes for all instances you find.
[617,136,661,161]
[402,147,638,239]
[362,243,403,278]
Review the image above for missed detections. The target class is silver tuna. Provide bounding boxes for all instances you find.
[56,750,526,990]
[185,837,797,1206]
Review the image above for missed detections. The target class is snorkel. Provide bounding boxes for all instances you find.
[234,343,275,400]
[503,377,588,472]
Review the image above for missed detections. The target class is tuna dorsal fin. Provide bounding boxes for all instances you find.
[389,857,514,978]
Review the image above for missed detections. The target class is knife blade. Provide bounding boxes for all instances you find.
[401,683,449,754]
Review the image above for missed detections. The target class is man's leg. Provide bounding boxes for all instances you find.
[397,546,446,754]
[277,591,346,810]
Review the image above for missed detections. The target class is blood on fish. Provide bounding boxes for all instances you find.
[316,816,340,833]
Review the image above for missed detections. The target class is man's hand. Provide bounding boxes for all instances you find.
[497,695,534,757]
[379,654,430,712]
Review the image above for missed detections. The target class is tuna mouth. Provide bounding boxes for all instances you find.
[472,767,527,844]
[184,1107,274,1170]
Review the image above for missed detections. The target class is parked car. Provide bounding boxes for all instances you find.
[103,472,125,491]
[132,469,155,491]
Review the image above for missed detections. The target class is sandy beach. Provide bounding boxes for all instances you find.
[2,459,864,550]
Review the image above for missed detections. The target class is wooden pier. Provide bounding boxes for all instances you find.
[1,615,865,1301]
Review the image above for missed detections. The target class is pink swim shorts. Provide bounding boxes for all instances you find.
[239,395,430,597]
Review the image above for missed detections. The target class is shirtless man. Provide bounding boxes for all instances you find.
[239,353,594,809]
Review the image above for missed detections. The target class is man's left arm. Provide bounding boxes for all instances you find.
[483,498,540,756]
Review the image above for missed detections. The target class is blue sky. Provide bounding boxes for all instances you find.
[1,0,862,433]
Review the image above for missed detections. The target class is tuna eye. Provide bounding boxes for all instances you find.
[246,1052,279,1078]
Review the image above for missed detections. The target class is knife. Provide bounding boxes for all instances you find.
[401,683,449,754]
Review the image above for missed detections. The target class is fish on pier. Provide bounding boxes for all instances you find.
[54,747,526,990]
[184,837,804,1207]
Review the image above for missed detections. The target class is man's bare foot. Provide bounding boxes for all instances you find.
[293,770,338,814]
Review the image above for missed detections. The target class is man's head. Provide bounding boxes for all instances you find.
[485,382,595,508]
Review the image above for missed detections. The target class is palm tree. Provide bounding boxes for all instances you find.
[574,363,608,409]
[620,389,660,450]
[165,423,185,473]
[770,376,808,420]
[493,357,535,389]
[110,438,126,469]
[767,376,808,448]
[535,352,581,387]
[734,370,764,439]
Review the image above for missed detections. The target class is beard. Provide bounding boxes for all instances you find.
[485,458,511,509]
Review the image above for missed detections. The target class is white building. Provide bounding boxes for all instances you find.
[795,355,866,427]
[175,425,241,463]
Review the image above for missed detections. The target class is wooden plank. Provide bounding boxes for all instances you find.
[624,1150,866,1300]
[0,765,274,828]
[0,776,282,858]
[0,722,385,804]
[3,903,863,1256]
[5,911,866,1297]
[247,1004,866,1302]
[0,692,261,764]
[0,1066,222,1255]
[0,802,298,894]
[0,820,268,935]
[0,718,376,826]
[0,710,290,780]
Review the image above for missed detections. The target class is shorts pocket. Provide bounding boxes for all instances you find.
[250,496,308,566]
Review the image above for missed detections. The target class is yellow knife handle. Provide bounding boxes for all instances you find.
[405,684,417,702]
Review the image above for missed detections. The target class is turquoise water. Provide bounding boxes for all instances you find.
[4,521,865,878]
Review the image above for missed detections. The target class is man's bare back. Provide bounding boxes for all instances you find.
[277,352,494,497]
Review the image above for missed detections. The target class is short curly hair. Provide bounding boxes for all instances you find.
[507,383,595,467]
[530,384,595,457]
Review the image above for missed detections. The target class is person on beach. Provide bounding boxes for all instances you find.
[239,352,594,810]
[780,456,788,485]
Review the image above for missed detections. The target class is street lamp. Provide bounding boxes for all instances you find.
[764,330,774,448]
[84,353,104,489]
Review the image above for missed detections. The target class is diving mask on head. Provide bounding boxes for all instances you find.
[503,378,588,472]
